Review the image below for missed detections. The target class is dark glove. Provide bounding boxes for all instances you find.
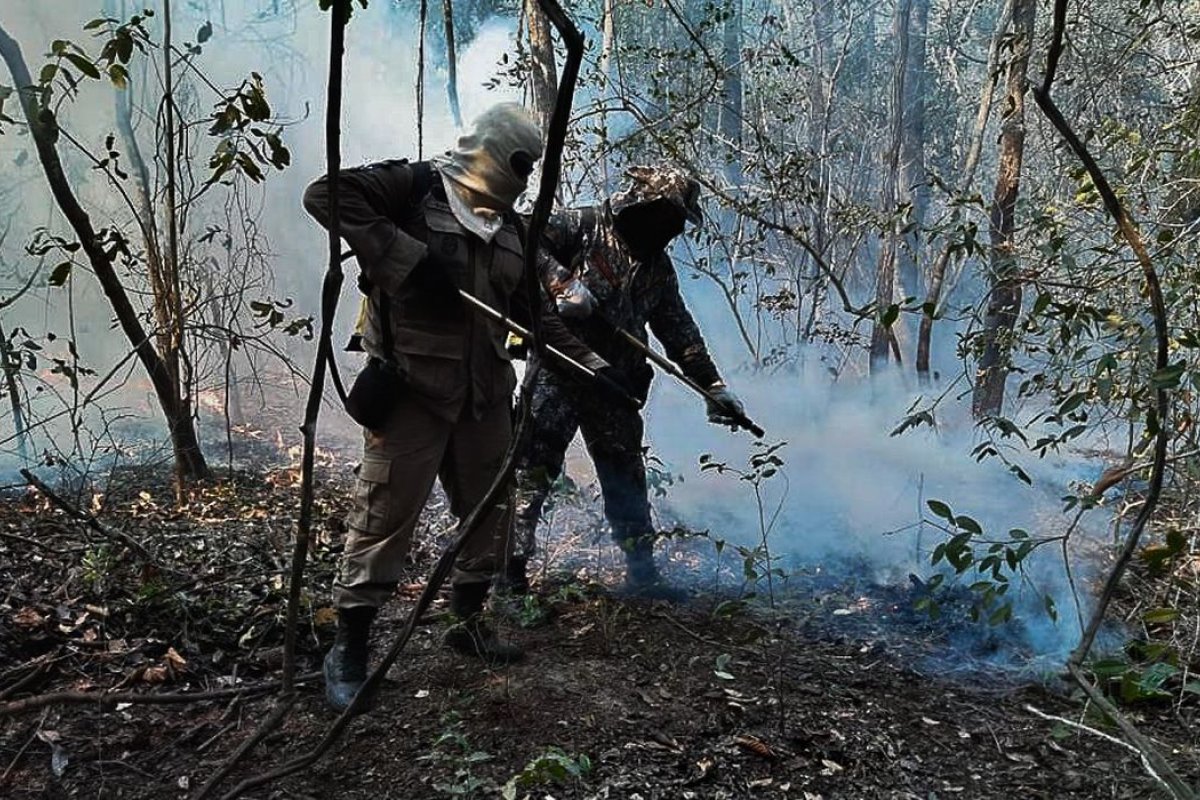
[595,366,642,410]
[705,383,745,427]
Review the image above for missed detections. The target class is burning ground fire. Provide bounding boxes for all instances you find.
[196,389,225,415]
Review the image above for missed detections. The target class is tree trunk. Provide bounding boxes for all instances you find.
[720,0,743,183]
[971,0,1035,418]
[803,0,837,343]
[524,0,558,133]
[0,322,29,463]
[0,22,210,483]
[869,0,911,373]
[598,0,616,192]
[916,0,1014,380]
[442,0,462,127]
[896,0,928,300]
[161,0,204,494]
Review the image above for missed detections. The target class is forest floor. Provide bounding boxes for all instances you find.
[2,427,1198,799]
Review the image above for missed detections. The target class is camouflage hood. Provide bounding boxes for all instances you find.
[609,165,703,225]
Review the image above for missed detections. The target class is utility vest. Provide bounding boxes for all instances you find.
[359,167,525,420]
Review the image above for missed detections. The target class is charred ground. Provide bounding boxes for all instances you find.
[1,438,1196,799]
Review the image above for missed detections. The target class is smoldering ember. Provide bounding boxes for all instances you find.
[2,1,1199,798]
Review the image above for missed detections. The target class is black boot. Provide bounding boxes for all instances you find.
[504,555,531,596]
[444,582,524,664]
[323,605,376,712]
[622,540,688,602]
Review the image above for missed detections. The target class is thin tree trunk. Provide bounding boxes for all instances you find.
[598,0,616,191]
[720,0,743,183]
[524,0,558,132]
[972,0,1035,418]
[282,0,349,695]
[161,0,205,491]
[896,0,928,300]
[0,22,209,483]
[0,323,29,463]
[417,0,427,157]
[804,0,838,343]
[442,0,461,127]
[870,0,911,372]
[916,0,1014,379]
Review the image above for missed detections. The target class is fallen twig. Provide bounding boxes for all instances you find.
[0,721,41,787]
[0,528,75,555]
[1064,666,1197,800]
[0,659,52,702]
[1025,702,1172,797]
[0,671,320,717]
[20,468,161,567]
[192,693,297,800]
[654,610,762,656]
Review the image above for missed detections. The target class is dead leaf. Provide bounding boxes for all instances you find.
[649,730,683,753]
[142,665,170,684]
[13,607,45,628]
[820,758,843,776]
[685,755,717,786]
[733,734,777,760]
[164,647,187,671]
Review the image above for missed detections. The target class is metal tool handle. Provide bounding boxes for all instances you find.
[610,327,765,438]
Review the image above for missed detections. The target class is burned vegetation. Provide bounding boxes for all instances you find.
[5,0,1200,799]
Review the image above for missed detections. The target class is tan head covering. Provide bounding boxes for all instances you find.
[436,103,543,212]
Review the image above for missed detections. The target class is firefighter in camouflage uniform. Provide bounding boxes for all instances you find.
[508,165,746,598]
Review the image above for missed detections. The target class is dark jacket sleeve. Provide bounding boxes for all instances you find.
[510,279,609,373]
[647,254,722,388]
[302,161,428,297]
[531,208,586,290]
[509,216,606,373]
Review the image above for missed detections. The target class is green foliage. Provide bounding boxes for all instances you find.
[1088,639,1200,706]
[206,73,290,185]
[248,298,314,340]
[418,712,497,798]
[501,747,592,800]
[918,498,1052,627]
[81,545,116,595]
[700,442,789,601]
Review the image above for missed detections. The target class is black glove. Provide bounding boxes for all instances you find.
[705,383,745,427]
[595,365,642,410]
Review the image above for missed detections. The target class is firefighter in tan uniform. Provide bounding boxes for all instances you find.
[303,104,619,711]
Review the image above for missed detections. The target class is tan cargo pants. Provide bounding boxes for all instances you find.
[335,393,513,609]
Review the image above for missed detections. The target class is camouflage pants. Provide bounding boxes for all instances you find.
[336,393,513,609]
[513,373,653,560]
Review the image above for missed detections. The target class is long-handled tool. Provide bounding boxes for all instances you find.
[455,289,642,410]
[589,314,764,438]
[337,249,641,410]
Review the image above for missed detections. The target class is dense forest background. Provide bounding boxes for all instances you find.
[3,1,1200,797]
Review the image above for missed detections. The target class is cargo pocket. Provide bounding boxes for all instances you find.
[424,204,471,288]
[347,455,392,537]
[393,327,465,403]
